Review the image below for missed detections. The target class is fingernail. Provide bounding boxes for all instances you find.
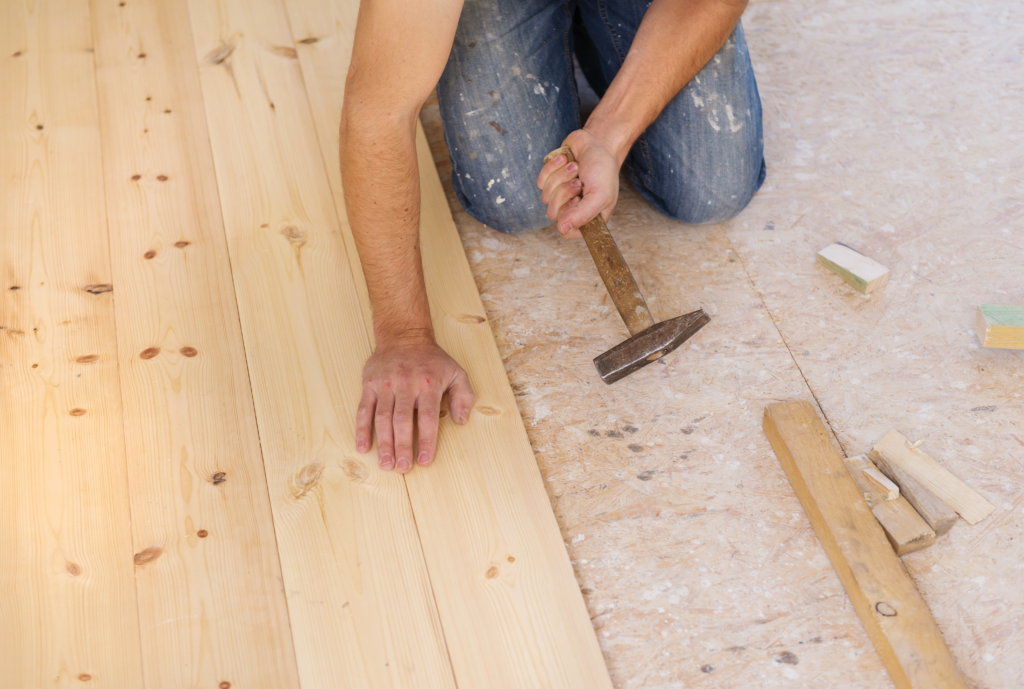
[461,411,469,423]
[570,179,581,188]
[418,452,430,465]
[568,196,580,206]
[566,162,577,173]
[397,458,411,472]
[357,440,368,451]
[380,453,394,469]
[555,155,565,165]
[560,222,571,234]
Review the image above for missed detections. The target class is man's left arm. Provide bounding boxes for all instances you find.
[536,0,749,237]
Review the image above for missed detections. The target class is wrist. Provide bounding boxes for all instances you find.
[582,110,637,167]
[374,324,435,348]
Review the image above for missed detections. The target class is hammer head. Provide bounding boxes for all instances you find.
[594,309,710,384]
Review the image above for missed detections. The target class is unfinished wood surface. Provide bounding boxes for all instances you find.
[283,1,613,685]
[0,1,144,685]
[185,0,455,686]
[844,456,934,556]
[864,465,900,501]
[89,0,300,686]
[871,451,958,537]
[870,431,994,525]
[974,305,1024,350]
[764,402,966,689]
[816,243,890,294]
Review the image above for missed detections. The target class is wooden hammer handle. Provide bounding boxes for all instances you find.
[544,146,655,336]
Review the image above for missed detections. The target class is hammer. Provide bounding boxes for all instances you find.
[544,146,710,384]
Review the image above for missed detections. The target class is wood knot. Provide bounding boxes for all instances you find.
[476,406,501,417]
[174,240,190,248]
[77,674,92,682]
[66,563,82,576]
[156,175,168,182]
[84,284,113,294]
[143,250,156,259]
[9,285,20,290]
[205,41,235,66]
[69,408,87,417]
[211,471,227,485]
[130,174,141,181]
[268,45,297,59]
[36,124,44,130]
[163,109,171,114]
[197,529,209,538]
[507,556,515,563]
[12,51,22,57]
[281,225,306,245]
[219,682,231,689]
[290,461,323,498]
[457,314,486,324]
[76,354,100,364]
[341,458,368,483]
[875,601,897,617]
[485,565,499,579]
[9,329,26,336]
[137,53,146,59]
[299,37,319,44]
[179,346,198,357]
[140,347,160,359]
[134,546,162,566]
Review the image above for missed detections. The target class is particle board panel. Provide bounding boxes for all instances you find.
[0,1,144,686]
[88,0,300,686]
[184,0,454,687]
[283,1,613,685]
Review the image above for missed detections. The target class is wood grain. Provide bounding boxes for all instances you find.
[869,431,994,525]
[844,456,934,556]
[0,1,144,685]
[816,243,890,294]
[184,0,455,686]
[89,0,300,685]
[764,401,967,689]
[283,1,613,685]
[974,305,1024,349]
[872,451,958,537]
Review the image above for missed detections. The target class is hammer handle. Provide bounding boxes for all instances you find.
[544,146,655,336]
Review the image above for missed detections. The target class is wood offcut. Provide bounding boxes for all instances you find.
[844,455,934,556]
[816,243,890,294]
[974,304,1024,350]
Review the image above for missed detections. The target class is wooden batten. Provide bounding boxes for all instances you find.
[844,456,934,556]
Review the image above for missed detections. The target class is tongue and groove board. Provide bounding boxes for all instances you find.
[282,0,613,686]
[183,0,455,687]
[88,0,300,686]
[0,1,144,685]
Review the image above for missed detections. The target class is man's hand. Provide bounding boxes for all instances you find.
[356,334,475,473]
[536,129,623,239]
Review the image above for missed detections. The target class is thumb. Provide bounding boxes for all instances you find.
[447,368,476,424]
[557,190,610,234]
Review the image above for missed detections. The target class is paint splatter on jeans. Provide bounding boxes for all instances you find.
[436,0,766,235]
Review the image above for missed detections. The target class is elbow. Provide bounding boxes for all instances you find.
[342,69,422,144]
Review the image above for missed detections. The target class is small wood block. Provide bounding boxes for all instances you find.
[863,465,900,500]
[817,243,890,294]
[845,456,934,556]
[871,450,958,536]
[870,430,994,525]
[763,402,967,689]
[974,304,1024,349]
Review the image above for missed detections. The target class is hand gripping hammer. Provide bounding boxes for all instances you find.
[544,146,710,383]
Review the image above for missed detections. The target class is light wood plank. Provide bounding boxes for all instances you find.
[975,304,1024,350]
[0,1,144,685]
[863,465,900,500]
[817,243,889,294]
[869,430,994,525]
[283,1,614,685]
[764,401,967,689]
[184,0,455,686]
[872,451,958,537]
[88,1,300,686]
[844,456,934,556]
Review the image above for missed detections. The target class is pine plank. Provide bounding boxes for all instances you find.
[88,0,300,686]
[0,1,144,685]
[974,304,1024,350]
[763,401,967,689]
[872,451,958,537]
[869,430,994,525]
[184,0,455,686]
[282,1,613,684]
[844,456,934,556]
[817,243,890,294]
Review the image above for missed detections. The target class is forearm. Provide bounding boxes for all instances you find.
[340,104,432,344]
[584,0,748,163]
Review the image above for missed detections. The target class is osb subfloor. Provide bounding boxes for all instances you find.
[420,0,1024,686]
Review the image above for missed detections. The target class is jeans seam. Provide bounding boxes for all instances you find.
[563,1,582,130]
[596,0,627,64]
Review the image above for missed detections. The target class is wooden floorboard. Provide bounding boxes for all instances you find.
[89,0,300,686]
[284,0,613,685]
[0,1,144,685]
[184,0,455,686]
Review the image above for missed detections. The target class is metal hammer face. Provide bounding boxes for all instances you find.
[594,309,710,384]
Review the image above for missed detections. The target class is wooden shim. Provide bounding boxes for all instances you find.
[0,1,144,685]
[974,304,1024,350]
[89,0,300,686]
[764,401,967,689]
[870,430,994,525]
[185,0,456,686]
[817,243,890,294]
[844,456,934,556]
[283,0,614,685]
[871,451,958,537]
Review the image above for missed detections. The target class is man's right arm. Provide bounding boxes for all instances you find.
[341,0,472,474]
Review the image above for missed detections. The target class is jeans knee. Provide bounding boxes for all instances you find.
[639,158,766,226]
[453,174,550,235]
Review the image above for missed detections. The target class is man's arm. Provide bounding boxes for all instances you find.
[537,0,749,236]
[342,0,472,474]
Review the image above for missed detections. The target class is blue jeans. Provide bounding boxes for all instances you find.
[436,0,766,235]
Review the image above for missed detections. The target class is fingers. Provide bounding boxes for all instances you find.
[392,391,416,474]
[355,385,377,453]
[557,188,610,237]
[415,390,442,466]
[536,153,568,191]
[448,368,476,425]
[374,386,396,470]
[540,160,581,208]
